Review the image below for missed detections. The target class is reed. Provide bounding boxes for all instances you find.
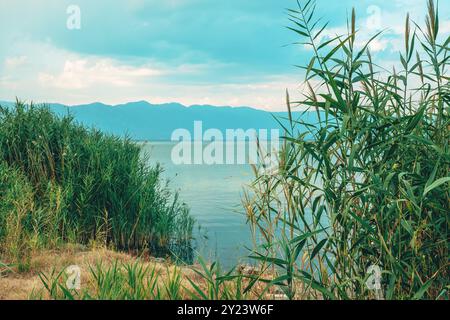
[0,102,194,263]
[244,0,449,300]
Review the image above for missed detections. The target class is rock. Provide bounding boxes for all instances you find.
[237,264,259,275]
[152,257,166,264]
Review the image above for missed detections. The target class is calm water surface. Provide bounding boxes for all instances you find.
[142,142,255,267]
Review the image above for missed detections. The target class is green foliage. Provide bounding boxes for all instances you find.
[33,259,261,300]
[35,261,165,300]
[0,161,34,265]
[245,0,449,300]
[185,257,261,300]
[0,102,194,261]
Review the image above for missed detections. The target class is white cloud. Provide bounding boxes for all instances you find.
[4,56,28,69]
[0,40,296,111]
[38,59,165,89]
[1,0,447,112]
[314,0,449,55]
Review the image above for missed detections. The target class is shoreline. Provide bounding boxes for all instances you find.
[0,245,282,300]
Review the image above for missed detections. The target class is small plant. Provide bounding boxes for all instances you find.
[32,258,271,300]
[0,261,14,278]
[35,261,159,300]
[185,257,259,300]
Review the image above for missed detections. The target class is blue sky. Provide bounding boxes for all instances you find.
[0,0,448,110]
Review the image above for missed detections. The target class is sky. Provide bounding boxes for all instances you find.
[0,0,449,111]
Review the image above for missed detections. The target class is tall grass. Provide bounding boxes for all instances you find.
[0,102,194,262]
[0,161,34,269]
[245,0,449,300]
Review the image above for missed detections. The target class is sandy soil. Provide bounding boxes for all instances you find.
[0,245,193,300]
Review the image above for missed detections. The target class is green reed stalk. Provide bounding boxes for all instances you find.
[245,0,449,300]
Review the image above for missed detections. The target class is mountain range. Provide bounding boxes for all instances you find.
[0,100,317,141]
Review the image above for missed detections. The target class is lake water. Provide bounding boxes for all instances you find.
[142,142,256,267]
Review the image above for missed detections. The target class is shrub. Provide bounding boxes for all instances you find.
[0,102,194,260]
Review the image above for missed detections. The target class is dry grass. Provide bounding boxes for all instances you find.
[0,245,193,300]
[0,245,283,300]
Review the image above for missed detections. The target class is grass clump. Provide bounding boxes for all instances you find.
[32,255,268,301]
[0,101,194,264]
[245,0,449,300]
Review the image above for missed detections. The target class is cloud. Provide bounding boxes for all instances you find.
[302,0,449,63]
[0,0,448,110]
[4,56,28,69]
[0,40,297,110]
[38,59,165,89]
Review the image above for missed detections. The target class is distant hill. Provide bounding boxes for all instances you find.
[0,100,317,141]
